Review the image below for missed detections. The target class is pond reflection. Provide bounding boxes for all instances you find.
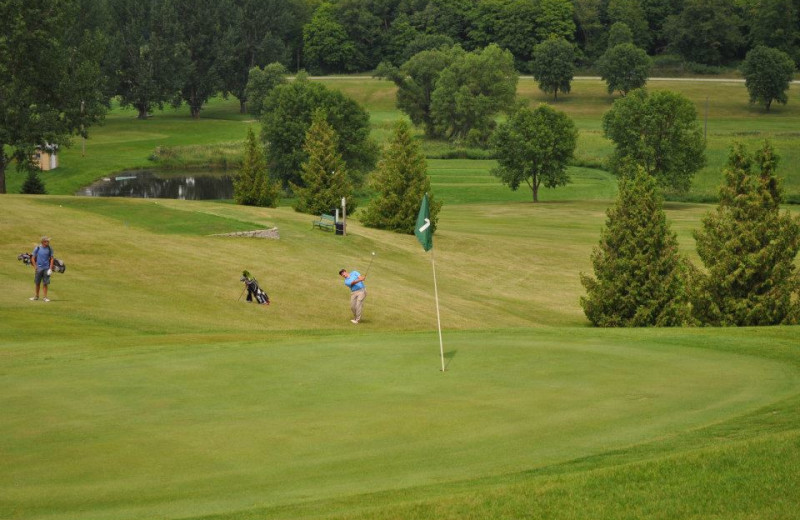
[77,170,234,200]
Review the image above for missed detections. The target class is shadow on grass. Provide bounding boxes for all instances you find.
[444,349,458,370]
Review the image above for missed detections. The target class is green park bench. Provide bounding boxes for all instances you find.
[312,213,336,231]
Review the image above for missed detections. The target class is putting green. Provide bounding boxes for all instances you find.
[2,329,797,520]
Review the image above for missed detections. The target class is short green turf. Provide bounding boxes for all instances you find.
[2,194,800,520]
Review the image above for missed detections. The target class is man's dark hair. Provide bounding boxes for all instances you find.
[339,269,346,275]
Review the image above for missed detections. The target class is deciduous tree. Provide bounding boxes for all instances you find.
[531,37,575,101]
[261,75,377,189]
[0,0,106,193]
[745,0,799,64]
[663,0,744,65]
[596,43,651,96]
[740,45,796,112]
[691,142,800,326]
[375,45,462,137]
[602,89,705,193]
[491,104,577,202]
[218,0,305,114]
[606,22,633,49]
[468,0,541,71]
[430,44,518,145]
[607,0,650,50]
[173,0,232,118]
[303,2,358,73]
[109,0,189,119]
[245,63,288,117]
[362,121,442,233]
[580,165,692,327]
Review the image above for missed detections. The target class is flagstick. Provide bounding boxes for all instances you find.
[431,247,445,372]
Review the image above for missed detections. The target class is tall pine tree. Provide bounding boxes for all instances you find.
[580,165,692,326]
[361,121,442,234]
[292,110,354,215]
[691,142,800,325]
[234,127,279,207]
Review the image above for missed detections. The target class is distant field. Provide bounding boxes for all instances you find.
[5,76,800,203]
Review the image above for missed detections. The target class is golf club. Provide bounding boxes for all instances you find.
[364,251,376,276]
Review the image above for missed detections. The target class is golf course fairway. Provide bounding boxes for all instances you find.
[2,195,799,519]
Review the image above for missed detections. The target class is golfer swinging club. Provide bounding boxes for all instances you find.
[339,268,366,324]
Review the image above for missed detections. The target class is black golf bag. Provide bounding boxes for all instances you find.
[241,274,270,305]
[18,253,66,273]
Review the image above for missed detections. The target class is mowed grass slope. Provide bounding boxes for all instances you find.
[2,195,800,520]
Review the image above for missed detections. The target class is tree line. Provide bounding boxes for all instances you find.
[4,0,798,194]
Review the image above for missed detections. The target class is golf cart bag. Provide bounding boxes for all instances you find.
[241,271,269,305]
[18,253,66,273]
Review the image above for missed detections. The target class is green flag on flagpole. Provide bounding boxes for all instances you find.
[415,193,433,252]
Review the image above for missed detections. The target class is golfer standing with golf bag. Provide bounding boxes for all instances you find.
[30,236,55,302]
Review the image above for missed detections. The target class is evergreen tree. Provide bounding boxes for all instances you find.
[20,169,47,195]
[292,110,355,215]
[235,127,279,207]
[691,142,800,325]
[580,165,692,327]
[362,120,442,234]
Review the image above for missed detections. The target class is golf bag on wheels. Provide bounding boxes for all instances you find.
[241,270,270,305]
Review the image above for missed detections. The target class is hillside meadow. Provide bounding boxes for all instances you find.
[2,75,800,520]
[5,76,800,203]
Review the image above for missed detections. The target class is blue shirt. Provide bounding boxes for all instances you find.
[344,271,365,292]
[33,245,53,270]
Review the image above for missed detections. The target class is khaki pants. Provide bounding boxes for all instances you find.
[350,289,366,322]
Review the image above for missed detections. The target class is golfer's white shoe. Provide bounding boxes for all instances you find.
[43,298,50,302]
[350,319,359,324]
[29,296,38,301]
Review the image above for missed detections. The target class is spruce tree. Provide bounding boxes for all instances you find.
[691,142,800,325]
[20,169,46,195]
[361,121,442,234]
[292,110,354,215]
[580,165,692,326]
[235,127,279,207]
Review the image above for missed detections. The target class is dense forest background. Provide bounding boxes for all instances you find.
[82,0,800,101]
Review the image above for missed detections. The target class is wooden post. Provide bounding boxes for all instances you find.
[341,197,347,236]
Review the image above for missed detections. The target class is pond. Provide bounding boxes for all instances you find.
[77,170,235,200]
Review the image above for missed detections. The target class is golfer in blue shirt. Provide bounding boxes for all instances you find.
[339,268,366,324]
[30,236,55,302]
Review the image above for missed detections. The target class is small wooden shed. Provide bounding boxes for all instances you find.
[34,144,59,171]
